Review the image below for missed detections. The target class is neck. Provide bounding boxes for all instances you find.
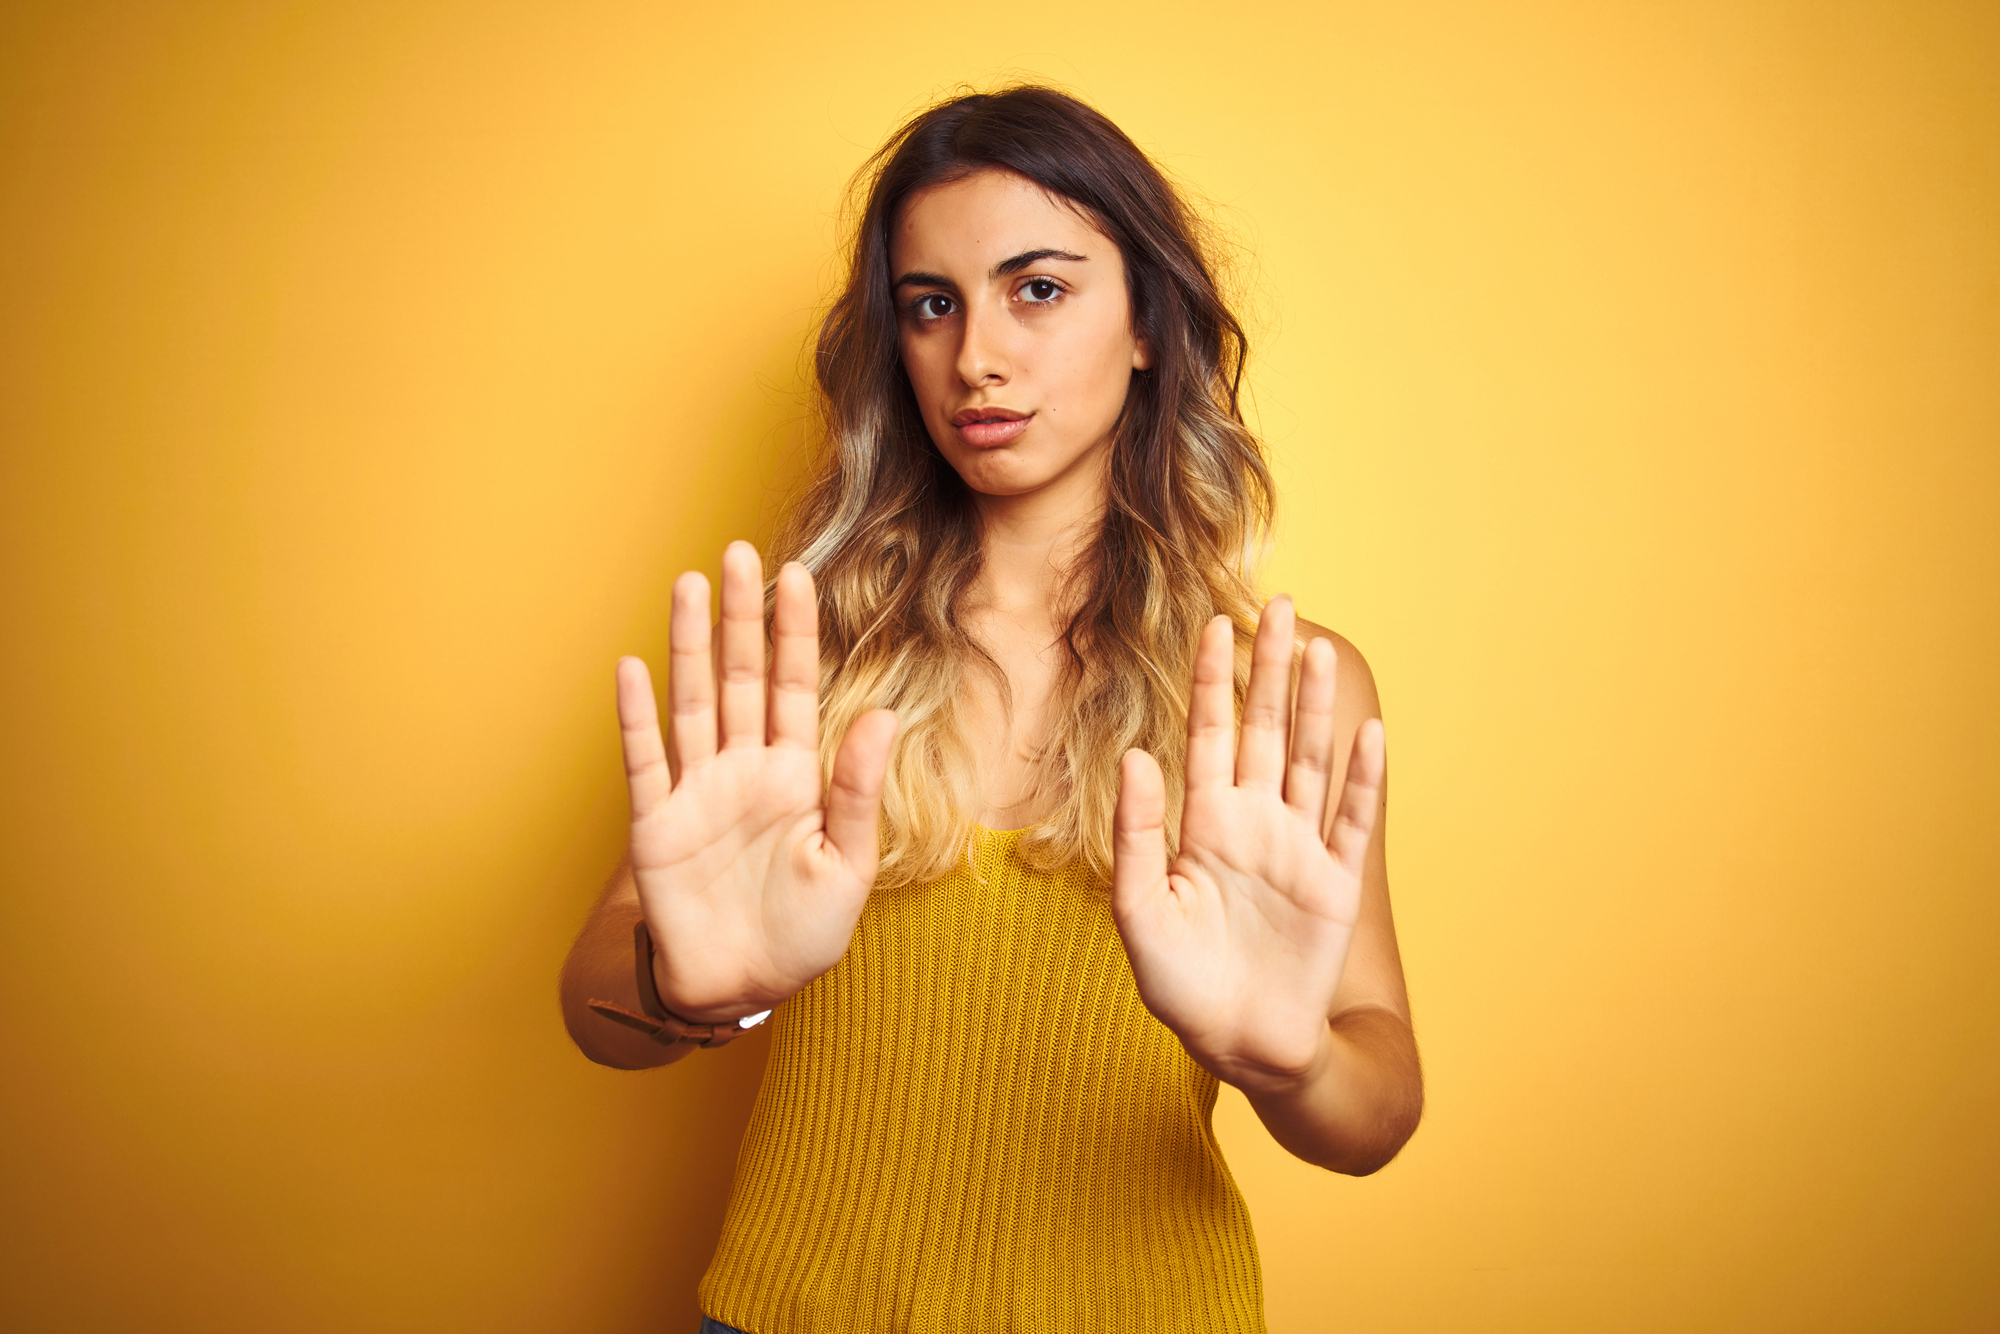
[967,441,1110,620]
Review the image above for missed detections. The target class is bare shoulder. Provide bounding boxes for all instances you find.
[1295,616,1382,726]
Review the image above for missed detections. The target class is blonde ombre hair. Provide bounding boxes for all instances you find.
[773,86,1272,887]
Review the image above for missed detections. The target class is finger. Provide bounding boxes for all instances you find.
[668,571,716,771]
[1235,596,1296,792]
[1285,636,1339,827]
[716,541,766,749]
[1112,748,1172,923]
[1327,717,1387,877]
[1184,615,1238,791]
[822,708,900,879]
[616,656,673,818]
[769,562,819,750]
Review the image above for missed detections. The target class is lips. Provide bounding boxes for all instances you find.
[951,406,1032,449]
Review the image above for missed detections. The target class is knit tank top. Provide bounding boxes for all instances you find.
[698,827,1265,1332]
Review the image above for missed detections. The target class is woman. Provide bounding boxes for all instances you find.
[559,85,1422,1332]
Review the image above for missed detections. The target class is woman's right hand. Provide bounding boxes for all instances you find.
[617,540,898,1024]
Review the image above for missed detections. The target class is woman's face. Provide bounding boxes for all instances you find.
[890,168,1150,502]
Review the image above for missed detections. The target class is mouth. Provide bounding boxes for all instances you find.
[950,406,1033,449]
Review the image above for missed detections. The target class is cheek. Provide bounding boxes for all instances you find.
[1050,315,1136,424]
[898,334,949,414]
[897,332,927,385]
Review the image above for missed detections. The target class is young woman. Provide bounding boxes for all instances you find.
[560,86,1422,1332]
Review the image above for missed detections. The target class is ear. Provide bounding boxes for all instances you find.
[1132,336,1154,371]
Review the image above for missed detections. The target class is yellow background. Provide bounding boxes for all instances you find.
[2,1,1995,1329]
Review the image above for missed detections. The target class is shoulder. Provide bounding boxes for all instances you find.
[1295,616,1382,725]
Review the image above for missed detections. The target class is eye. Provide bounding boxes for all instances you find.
[1020,278,1063,305]
[910,293,956,321]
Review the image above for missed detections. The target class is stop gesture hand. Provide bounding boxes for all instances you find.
[617,541,897,1024]
[1112,598,1387,1096]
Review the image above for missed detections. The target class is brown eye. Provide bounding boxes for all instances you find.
[913,294,955,320]
[1022,279,1061,304]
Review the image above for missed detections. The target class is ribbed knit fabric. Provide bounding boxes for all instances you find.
[699,827,1265,1333]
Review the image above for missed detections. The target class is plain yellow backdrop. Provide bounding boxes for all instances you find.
[2,1,1995,1329]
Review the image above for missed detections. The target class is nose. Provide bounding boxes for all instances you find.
[953,297,1012,388]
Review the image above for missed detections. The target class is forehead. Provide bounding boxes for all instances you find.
[889,168,1110,270]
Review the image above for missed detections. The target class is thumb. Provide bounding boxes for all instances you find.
[1112,748,1171,926]
[823,708,899,879]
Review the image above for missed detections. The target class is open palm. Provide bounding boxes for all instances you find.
[618,541,897,1024]
[1112,599,1387,1094]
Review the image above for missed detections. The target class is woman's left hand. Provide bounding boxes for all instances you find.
[1111,598,1386,1097]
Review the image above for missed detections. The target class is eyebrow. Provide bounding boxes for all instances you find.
[992,247,1086,277]
[892,247,1089,289]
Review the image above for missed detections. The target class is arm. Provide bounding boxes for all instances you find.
[1239,620,1421,1173]
[560,858,695,1071]
[1112,602,1423,1177]
[555,542,897,1072]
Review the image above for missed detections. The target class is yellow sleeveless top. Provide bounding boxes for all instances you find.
[699,827,1266,1332]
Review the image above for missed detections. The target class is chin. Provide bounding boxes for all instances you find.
[944,453,1051,498]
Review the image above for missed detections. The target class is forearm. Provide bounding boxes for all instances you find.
[1242,1006,1423,1175]
[558,867,695,1071]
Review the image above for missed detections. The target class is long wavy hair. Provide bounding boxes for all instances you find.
[772,85,1272,887]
